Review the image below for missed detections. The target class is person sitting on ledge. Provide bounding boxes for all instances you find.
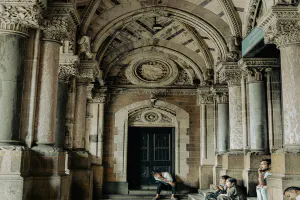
[152,170,176,200]
[257,158,271,200]
[217,178,246,200]
[206,175,231,200]
[284,187,300,200]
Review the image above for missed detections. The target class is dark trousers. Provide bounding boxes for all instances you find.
[156,181,176,195]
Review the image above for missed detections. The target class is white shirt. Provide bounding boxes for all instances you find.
[296,195,300,200]
[154,172,173,182]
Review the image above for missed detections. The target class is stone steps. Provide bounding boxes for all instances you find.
[102,194,188,200]
[189,189,258,200]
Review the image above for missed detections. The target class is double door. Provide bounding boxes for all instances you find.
[128,127,175,189]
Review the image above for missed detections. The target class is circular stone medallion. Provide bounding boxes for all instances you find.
[125,57,179,87]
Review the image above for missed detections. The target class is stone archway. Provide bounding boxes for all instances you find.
[114,100,190,184]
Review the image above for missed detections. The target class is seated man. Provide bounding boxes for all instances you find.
[284,187,300,200]
[206,175,230,200]
[152,170,176,199]
[257,158,271,200]
[217,178,246,200]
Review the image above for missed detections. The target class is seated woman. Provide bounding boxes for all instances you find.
[152,170,176,200]
[206,175,231,200]
[217,178,246,200]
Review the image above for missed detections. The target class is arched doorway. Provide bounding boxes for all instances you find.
[114,100,190,192]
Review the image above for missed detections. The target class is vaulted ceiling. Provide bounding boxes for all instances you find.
[75,0,269,87]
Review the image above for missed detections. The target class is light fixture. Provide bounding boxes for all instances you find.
[153,16,163,31]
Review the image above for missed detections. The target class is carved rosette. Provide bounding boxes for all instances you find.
[58,55,79,82]
[217,62,241,86]
[76,60,97,84]
[239,58,279,83]
[259,6,300,47]
[41,3,80,42]
[0,0,46,35]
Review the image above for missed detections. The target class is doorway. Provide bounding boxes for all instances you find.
[127,127,175,189]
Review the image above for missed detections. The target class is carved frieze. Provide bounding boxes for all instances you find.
[0,0,46,35]
[217,62,241,86]
[129,109,173,125]
[211,85,229,104]
[198,88,214,104]
[76,60,97,84]
[259,6,300,47]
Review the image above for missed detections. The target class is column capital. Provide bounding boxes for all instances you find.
[41,3,80,42]
[76,60,98,84]
[93,88,108,103]
[211,85,229,103]
[0,0,46,36]
[216,62,241,86]
[258,5,300,47]
[239,58,280,82]
[197,87,214,104]
[58,54,79,82]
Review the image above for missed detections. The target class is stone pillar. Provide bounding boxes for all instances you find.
[86,88,107,199]
[198,88,214,189]
[55,53,78,148]
[217,62,244,185]
[215,90,229,154]
[31,3,79,199]
[0,1,46,199]
[259,5,300,199]
[239,58,279,196]
[71,60,96,200]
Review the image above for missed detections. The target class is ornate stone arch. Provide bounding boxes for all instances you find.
[91,6,231,61]
[114,100,190,182]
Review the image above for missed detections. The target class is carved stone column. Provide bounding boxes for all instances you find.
[32,3,79,200]
[71,60,96,200]
[0,1,45,199]
[258,5,300,199]
[217,62,244,185]
[55,54,78,148]
[198,87,214,189]
[86,88,107,199]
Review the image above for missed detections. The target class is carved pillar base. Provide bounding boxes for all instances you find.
[31,146,70,200]
[242,152,270,197]
[267,152,300,200]
[220,153,244,186]
[70,151,93,200]
[92,165,104,199]
[213,155,223,185]
[199,165,214,189]
[0,147,31,200]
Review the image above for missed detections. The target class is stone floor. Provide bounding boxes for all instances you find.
[187,189,257,200]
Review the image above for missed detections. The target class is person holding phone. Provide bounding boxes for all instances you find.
[256,159,271,200]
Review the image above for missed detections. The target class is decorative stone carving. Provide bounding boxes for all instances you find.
[217,62,241,86]
[174,69,192,85]
[125,58,179,87]
[58,55,79,82]
[0,0,46,35]
[78,35,93,59]
[198,88,214,104]
[76,60,97,84]
[244,0,261,36]
[0,146,27,151]
[128,108,173,125]
[86,84,94,100]
[93,89,107,103]
[114,67,132,85]
[259,6,300,47]
[142,111,161,123]
[41,3,80,42]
